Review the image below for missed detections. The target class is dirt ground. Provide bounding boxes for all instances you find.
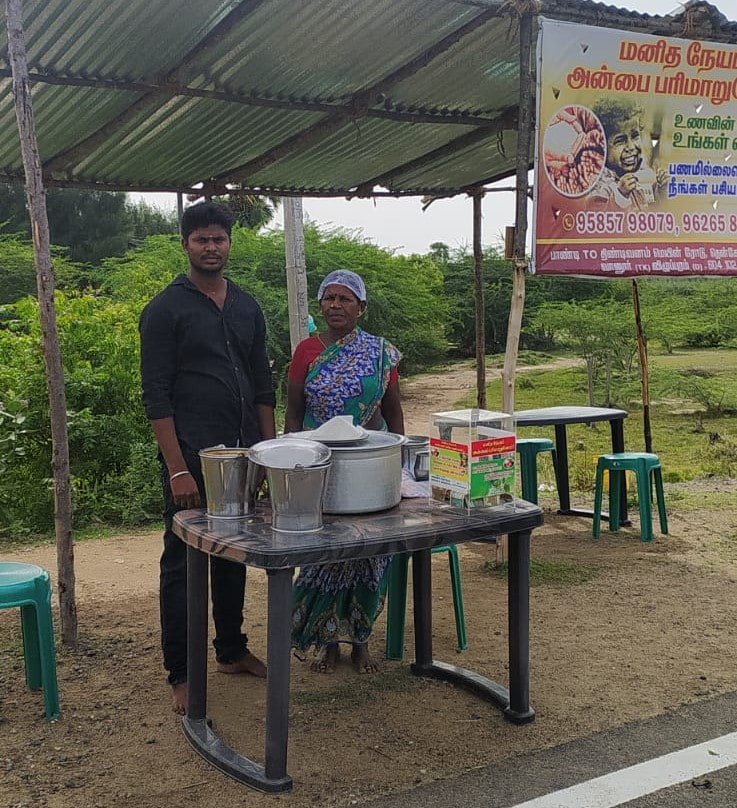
[3,358,737,808]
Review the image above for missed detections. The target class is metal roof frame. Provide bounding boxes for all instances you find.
[0,0,733,199]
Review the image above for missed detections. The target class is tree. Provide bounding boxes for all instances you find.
[188,191,281,230]
[0,184,178,266]
[531,301,637,406]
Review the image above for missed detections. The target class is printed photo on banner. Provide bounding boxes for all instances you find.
[533,18,737,278]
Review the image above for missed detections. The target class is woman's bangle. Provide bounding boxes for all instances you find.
[169,470,192,482]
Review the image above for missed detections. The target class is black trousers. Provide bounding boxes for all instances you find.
[159,448,248,686]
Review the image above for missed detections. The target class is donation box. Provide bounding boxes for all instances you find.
[429,408,516,512]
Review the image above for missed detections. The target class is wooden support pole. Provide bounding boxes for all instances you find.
[632,279,653,454]
[472,191,486,409]
[284,197,309,354]
[501,11,534,416]
[6,0,77,647]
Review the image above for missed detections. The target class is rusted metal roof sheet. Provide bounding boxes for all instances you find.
[0,0,733,198]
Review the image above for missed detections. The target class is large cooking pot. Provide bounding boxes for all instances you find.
[321,430,405,514]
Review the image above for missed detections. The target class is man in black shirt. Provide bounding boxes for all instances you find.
[139,201,276,714]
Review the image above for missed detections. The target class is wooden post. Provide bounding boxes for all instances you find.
[501,11,534,417]
[283,197,309,354]
[6,0,77,646]
[632,280,653,453]
[176,192,184,221]
[472,191,486,409]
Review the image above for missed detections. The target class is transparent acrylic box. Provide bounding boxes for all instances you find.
[429,408,516,513]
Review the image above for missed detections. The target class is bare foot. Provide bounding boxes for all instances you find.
[171,682,188,715]
[216,649,267,678]
[351,643,380,674]
[310,643,340,673]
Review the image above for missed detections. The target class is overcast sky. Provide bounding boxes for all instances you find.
[133,1,730,255]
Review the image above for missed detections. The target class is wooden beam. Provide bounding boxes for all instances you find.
[473,191,486,409]
[0,69,503,128]
[6,0,78,647]
[352,108,516,195]
[501,10,534,416]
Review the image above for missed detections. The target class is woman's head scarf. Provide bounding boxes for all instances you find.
[317,270,367,303]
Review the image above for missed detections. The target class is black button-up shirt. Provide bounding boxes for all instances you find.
[139,274,275,451]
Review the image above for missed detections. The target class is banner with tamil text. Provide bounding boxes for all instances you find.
[533,18,737,277]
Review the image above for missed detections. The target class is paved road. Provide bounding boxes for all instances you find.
[361,691,737,808]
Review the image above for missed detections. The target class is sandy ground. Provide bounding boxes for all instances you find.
[2,358,737,808]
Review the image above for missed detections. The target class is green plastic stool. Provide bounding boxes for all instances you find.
[593,452,668,543]
[0,562,60,719]
[516,437,559,505]
[385,545,467,660]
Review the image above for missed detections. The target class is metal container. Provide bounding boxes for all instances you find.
[198,447,260,519]
[402,435,429,476]
[322,431,405,514]
[413,450,429,482]
[249,438,332,532]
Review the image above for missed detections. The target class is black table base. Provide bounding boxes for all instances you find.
[408,529,535,725]
[176,499,543,792]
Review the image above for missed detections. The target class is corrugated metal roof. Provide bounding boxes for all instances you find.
[0,0,733,198]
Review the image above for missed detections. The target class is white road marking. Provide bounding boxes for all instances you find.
[508,731,737,808]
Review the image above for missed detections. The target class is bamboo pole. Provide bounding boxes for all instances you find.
[6,0,77,646]
[472,191,487,408]
[632,280,653,453]
[284,197,309,354]
[501,11,534,416]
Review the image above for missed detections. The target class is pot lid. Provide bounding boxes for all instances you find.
[324,430,406,452]
[249,438,331,469]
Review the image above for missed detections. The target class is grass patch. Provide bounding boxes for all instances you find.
[453,349,737,485]
[481,558,599,587]
[292,665,424,707]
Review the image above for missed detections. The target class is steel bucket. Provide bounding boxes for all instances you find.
[249,438,332,532]
[265,463,331,532]
[198,447,260,519]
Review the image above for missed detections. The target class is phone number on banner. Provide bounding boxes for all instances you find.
[570,211,737,237]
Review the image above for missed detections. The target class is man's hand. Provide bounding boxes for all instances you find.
[171,473,201,509]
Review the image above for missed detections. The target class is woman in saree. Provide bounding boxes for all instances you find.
[285,269,405,673]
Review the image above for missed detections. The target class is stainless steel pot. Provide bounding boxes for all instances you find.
[248,439,332,532]
[198,447,259,519]
[402,435,429,477]
[322,431,405,514]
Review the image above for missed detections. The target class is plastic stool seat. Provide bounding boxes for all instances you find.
[0,562,59,719]
[593,452,668,542]
[385,545,467,660]
[516,437,560,505]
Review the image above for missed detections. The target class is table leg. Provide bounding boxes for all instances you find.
[181,550,293,792]
[506,530,534,723]
[185,545,208,721]
[610,418,631,526]
[411,548,433,667]
[265,568,294,784]
[553,424,571,512]
[409,541,530,722]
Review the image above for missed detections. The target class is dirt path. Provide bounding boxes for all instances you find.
[4,356,737,808]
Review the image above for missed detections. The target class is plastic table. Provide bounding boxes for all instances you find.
[172,497,543,792]
[514,406,629,524]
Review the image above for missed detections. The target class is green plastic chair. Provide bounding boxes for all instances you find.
[0,562,60,719]
[593,452,668,543]
[516,437,559,505]
[385,545,467,660]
